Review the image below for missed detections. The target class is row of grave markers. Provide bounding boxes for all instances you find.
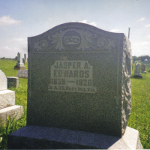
[14,52,27,70]
[16,53,28,64]
[134,63,147,78]
[0,70,23,125]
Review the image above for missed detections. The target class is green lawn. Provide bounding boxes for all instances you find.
[0,59,150,149]
[129,70,150,148]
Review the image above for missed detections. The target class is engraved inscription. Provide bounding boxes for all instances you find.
[48,60,97,93]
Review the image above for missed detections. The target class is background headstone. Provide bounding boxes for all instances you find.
[0,70,23,124]
[134,63,142,78]
[14,52,26,70]
[7,77,19,88]
[17,70,28,78]
[141,64,146,73]
[24,54,27,63]
[0,70,7,91]
[22,58,25,64]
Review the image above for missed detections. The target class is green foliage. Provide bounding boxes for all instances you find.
[132,55,150,62]
[0,59,150,149]
[0,112,26,149]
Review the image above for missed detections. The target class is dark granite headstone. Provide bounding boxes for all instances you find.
[7,77,19,88]
[134,63,142,78]
[8,22,142,149]
[141,64,146,73]
[24,53,27,63]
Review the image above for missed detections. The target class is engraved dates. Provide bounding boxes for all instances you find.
[48,60,97,93]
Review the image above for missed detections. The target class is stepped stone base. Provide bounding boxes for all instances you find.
[0,90,15,109]
[8,126,143,149]
[14,65,25,70]
[0,105,24,125]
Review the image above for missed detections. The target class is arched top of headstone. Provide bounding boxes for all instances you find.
[0,70,7,90]
[28,22,127,52]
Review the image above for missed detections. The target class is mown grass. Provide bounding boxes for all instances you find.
[0,59,150,149]
[129,65,150,148]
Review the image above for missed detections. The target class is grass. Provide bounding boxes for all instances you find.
[0,59,150,149]
[129,65,150,148]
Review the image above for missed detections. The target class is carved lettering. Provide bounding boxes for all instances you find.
[48,60,97,93]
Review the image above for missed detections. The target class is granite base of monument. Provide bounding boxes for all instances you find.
[8,126,143,149]
[133,75,142,78]
[14,65,26,70]
[0,105,23,125]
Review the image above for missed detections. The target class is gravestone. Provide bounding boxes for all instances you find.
[14,52,26,70]
[0,70,23,124]
[134,63,142,78]
[22,58,25,64]
[8,22,142,149]
[7,77,19,88]
[141,64,146,73]
[24,54,27,63]
[17,70,28,78]
[0,70,7,91]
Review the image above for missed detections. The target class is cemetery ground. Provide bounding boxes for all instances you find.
[0,59,150,149]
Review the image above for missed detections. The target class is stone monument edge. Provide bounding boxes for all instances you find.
[28,22,125,40]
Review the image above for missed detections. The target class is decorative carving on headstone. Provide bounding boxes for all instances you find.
[34,40,48,50]
[33,29,116,51]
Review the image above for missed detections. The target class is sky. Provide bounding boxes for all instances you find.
[0,0,150,58]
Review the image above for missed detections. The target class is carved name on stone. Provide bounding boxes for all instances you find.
[48,60,97,93]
